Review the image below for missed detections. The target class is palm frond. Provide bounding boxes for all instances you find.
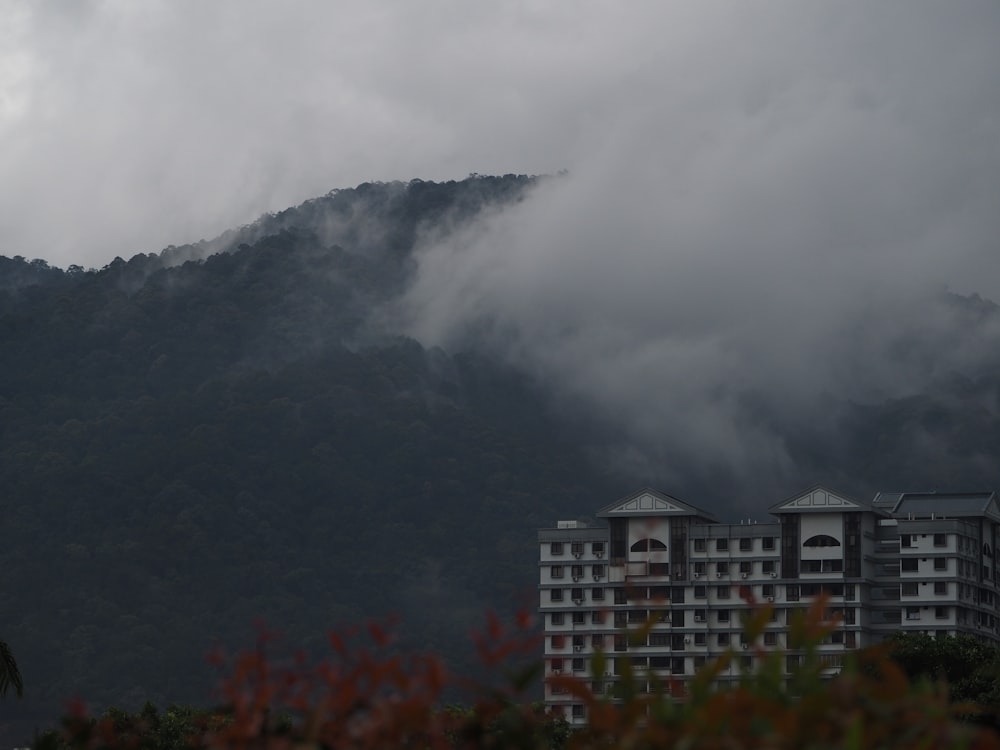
[0,640,23,698]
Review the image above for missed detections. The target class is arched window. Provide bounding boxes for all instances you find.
[803,534,841,548]
[630,538,667,552]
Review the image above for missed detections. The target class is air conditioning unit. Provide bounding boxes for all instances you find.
[766,596,774,603]
[694,615,705,622]
[742,643,749,651]
[770,572,777,578]
[574,645,582,652]
[684,637,691,644]
[716,572,724,578]
[741,573,748,579]
[693,572,701,579]
[573,598,583,605]
[552,669,561,675]
[595,551,604,558]
[594,574,601,581]
[573,552,582,558]
[675,571,683,579]
[572,576,580,582]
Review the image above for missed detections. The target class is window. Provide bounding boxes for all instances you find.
[551,565,564,579]
[628,609,648,623]
[592,634,604,649]
[592,542,605,556]
[716,561,729,576]
[740,655,753,671]
[572,612,586,625]
[672,658,686,675]
[934,533,947,548]
[936,606,949,619]
[571,587,584,601]
[571,565,584,578]
[551,612,564,625]
[695,632,707,646]
[614,611,627,627]
[717,609,731,623]
[591,611,605,625]
[551,589,564,602]
[571,542,584,556]
[716,538,729,552]
[551,635,565,649]
[649,633,669,647]
[717,586,731,600]
[551,542,564,556]
[614,635,627,652]
[901,558,918,572]
[823,559,844,573]
[673,610,685,628]
[694,561,707,575]
[550,657,563,672]
[717,633,730,646]
[739,560,752,574]
[694,585,707,599]
[572,704,585,719]
[762,560,775,574]
[764,631,778,647]
[694,609,707,622]
[694,539,706,552]
[762,583,775,598]
[649,562,670,576]
[592,587,605,601]
[762,537,776,550]
[671,634,686,651]
[786,585,799,602]
[592,564,605,578]
[739,538,752,552]
[572,657,585,672]
[802,560,821,573]
[901,535,912,548]
[906,607,920,620]
[670,587,686,604]
[694,656,707,670]
[786,655,800,672]
[650,655,670,669]
[614,588,627,604]
[934,558,947,571]
[901,582,919,596]
[803,534,841,547]
[935,581,947,595]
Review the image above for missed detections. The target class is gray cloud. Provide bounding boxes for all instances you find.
[396,2,1000,491]
[3,2,999,496]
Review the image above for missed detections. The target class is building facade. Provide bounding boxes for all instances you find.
[539,486,1000,724]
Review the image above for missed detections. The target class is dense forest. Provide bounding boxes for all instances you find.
[3,174,1000,742]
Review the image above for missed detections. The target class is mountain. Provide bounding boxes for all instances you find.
[3,174,1000,742]
[0,176,622,739]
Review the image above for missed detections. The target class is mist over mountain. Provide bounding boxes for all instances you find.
[2,174,1000,740]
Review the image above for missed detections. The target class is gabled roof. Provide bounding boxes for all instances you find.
[768,485,876,515]
[874,490,1000,522]
[597,487,718,522]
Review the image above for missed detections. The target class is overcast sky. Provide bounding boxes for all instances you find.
[3,1,1000,499]
[2,2,994,273]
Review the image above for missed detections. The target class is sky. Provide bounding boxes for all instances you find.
[3,1,1000,497]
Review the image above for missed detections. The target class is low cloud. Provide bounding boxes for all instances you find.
[399,4,1000,497]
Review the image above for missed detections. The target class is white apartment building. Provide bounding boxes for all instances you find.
[539,485,1000,724]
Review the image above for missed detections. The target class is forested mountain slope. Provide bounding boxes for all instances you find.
[0,176,620,736]
[3,175,1000,740]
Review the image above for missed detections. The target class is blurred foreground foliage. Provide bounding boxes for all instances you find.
[33,598,1000,750]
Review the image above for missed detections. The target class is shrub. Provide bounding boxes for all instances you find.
[37,599,1000,750]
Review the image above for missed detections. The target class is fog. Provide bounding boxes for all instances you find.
[398,3,1000,496]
